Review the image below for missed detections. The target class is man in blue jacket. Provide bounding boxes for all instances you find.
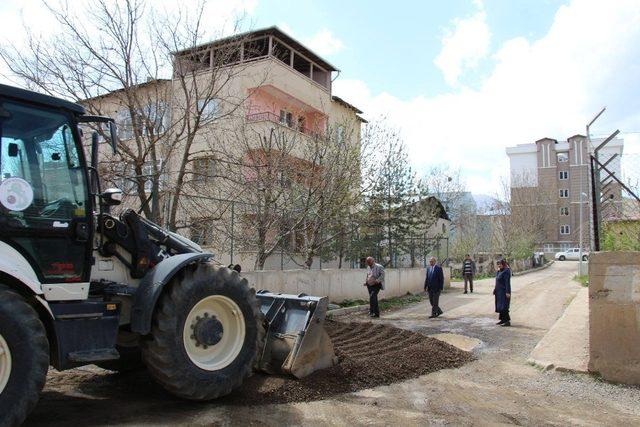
[424,256,444,318]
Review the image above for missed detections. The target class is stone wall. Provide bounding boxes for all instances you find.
[588,251,640,384]
[242,267,451,304]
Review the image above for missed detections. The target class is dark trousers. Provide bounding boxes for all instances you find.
[428,290,443,316]
[499,310,510,323]
[464,274,474,292]
[367,284,382,316]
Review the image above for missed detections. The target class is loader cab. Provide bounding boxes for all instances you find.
[0,85,108,286]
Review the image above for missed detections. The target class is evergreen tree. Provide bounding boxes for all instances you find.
[361,136,419,267]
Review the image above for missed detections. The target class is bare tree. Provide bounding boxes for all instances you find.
[0,0,258,230]
[287,119,365,269]
[192,115,313,270]
[491,172,555,260]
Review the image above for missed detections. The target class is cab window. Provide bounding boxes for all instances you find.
[0,101,87,222]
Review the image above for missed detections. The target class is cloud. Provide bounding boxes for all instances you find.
[334,0,640,194]
[303,28,345,56]
[434,2,491,87]
[277,24,345,57]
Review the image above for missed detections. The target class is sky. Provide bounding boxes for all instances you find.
[2,0,640,194]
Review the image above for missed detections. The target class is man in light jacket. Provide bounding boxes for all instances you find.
[424,257,444,318]
[364,256,385,318]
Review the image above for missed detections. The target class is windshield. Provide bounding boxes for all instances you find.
[0,100,87,221]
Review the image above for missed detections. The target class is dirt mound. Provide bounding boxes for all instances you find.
[224,319,474,404]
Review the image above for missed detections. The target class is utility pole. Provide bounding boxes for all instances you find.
[583,107,606,276]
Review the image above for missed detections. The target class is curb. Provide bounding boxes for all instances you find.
[450,261,555,284]
[526,357,590,375]
[512,260,554,277]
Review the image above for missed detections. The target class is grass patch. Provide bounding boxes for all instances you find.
[379,293,424,311]
[338,298,368,308]
[527,360,546,371]
[573,274,589,287]
[336,293,425,311]
[451,272,495,281]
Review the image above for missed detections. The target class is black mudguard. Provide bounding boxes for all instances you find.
[130,253,212,335]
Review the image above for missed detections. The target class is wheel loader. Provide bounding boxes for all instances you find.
[0,84,336,426]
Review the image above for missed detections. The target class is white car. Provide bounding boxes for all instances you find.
[555,248,589,261]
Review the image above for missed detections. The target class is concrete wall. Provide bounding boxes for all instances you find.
[588,251,640,384]
[242,267,451,304]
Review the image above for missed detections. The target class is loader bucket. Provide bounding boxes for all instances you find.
[256,291,337,378]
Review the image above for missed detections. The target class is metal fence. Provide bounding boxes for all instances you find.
[184,196,450,271]
[590,135,640,251]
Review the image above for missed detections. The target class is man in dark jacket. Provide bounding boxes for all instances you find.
[424,257,444,318]
[462,254,476,294]
[494,259,512,326]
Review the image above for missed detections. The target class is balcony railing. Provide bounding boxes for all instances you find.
[246,112,327,141]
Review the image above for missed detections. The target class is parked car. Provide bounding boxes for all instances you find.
[555,248,589,261]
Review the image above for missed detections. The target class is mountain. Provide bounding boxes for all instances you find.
[472,194,500,214]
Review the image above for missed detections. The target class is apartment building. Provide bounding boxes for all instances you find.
[506,135,623,253]
[84,26,366,269]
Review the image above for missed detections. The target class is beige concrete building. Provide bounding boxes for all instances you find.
[83,27,366,270]
[506,135,623,253]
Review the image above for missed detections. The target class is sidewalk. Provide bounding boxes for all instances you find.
[527,286,589,373]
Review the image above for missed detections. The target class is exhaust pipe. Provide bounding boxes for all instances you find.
[256,291,337,378]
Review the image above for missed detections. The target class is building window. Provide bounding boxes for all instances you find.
[560,207,569,216]
[142,160,164,193]
[116,110,134,140]
[193,156,216,184]
[279,110,293,127]
[561,242,571,250]
[559,189,569,198]
[559,171,568,180]
[560,225,570,235]
[557,153,569,163]
[543,243,553,252]
[297,116,306,132]
[197,98,220,120]
[141,102,169,136]
[335,125,345,144]
[111,162,136,194]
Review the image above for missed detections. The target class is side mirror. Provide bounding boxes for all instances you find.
[100,188,123,206]
[109,121,118,154]
[91,132,99,168]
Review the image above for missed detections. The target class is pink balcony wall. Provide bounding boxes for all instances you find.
[246,86,327,135]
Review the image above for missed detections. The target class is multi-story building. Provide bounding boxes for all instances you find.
[83,27,366,270]
[506,135,623,253]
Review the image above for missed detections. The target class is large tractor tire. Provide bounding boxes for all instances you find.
[96,330,143,373]
[0,285,49,427]
[141,264,263,400]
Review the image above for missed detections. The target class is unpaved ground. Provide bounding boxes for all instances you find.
[226,321,473,405]
[27,321,472,425]
[26,262,640,426]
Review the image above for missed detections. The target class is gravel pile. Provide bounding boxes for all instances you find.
[224,319,474,404]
